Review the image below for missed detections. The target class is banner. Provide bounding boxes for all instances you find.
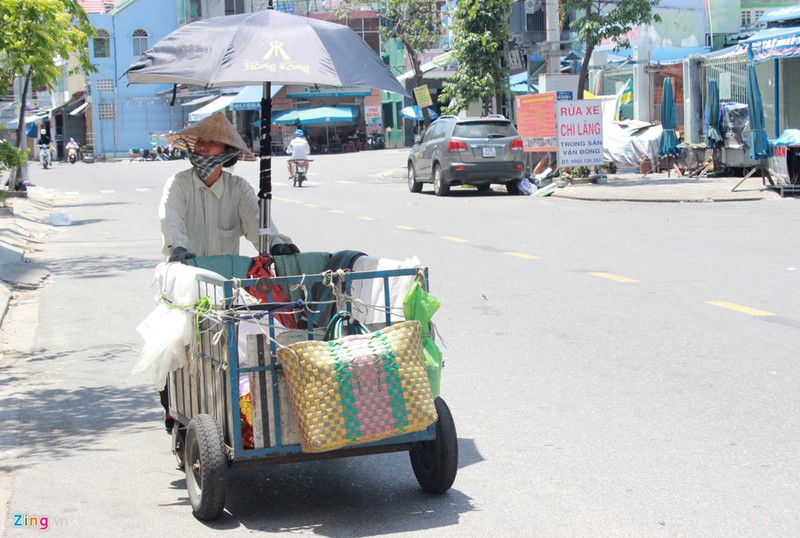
[515,93,557,152]
[414,85,433,108]
[556,100,604,168]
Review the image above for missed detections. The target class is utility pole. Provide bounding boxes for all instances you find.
[545,0,560,74]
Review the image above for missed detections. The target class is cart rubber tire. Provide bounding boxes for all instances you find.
[433,165,450,196]
[410,397,458,493]
[185,414,227,520]
[408,164,423,193]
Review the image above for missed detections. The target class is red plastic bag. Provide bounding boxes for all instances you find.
[247,257,297,329]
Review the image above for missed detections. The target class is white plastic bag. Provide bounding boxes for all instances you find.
[132,303,193,390]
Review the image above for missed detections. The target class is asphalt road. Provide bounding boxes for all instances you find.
[2,151,800,537]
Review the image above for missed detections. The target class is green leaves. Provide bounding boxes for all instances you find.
[439,0,512,115]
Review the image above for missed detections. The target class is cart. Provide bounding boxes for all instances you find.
[167,259,458,520]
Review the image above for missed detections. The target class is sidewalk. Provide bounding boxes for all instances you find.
[0,189,51,327]
[382,167,793,202]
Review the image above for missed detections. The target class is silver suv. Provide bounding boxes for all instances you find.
[407,115,525,196]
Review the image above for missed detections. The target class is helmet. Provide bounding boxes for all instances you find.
[40,129,46,135]
[294,129,304,137]
[69,137,75,142]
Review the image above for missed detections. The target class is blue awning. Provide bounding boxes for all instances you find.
[272,106,356,125]
[759,5,800,24]
[230,85,284,111]
[742,26,800,63]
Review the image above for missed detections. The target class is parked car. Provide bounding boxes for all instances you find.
[407,114,525,196]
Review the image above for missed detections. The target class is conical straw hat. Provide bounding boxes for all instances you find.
[167,112,255,161]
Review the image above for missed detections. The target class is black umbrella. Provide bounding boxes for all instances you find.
[125,9,407,253]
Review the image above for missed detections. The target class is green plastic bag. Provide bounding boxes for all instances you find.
[403,280,443,398]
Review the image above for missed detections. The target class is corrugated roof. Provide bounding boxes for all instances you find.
[78,0,114,14]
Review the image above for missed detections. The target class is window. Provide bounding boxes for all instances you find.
[96,78,115,93]
[741,10,752,28]
[225,0,245,15]
[132,29,149,56]
[98,102,116,120]
[94,29,110,58]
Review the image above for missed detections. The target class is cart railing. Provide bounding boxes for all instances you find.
[169,265,434,461]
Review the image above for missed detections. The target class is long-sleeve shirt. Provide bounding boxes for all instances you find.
[160,168,280,259]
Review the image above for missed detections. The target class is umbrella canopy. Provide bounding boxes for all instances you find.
[272,106,356,125]
[399,105,439,122]
[705,79,723,148]
[658,77,679,156]
[124,9,407,253]
[746,64,773,161]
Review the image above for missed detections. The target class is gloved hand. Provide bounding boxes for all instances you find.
[168,246,196,264]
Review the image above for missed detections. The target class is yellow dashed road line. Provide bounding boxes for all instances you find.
[589,272,639,283]
[504,251,540,260]
[304,203,319,208]
[707,301,775,317]
[273,196,301,204]
[359,216,377,221]
[442,236,469,243]
[328,209,344,214]
[396,225,416,231]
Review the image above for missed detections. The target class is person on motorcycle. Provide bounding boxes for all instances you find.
[286,128,310,178]
[66,137,79,150]
[37,129,51,166]
[158,112,294,434]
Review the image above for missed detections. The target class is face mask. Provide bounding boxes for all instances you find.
[188,151,236,181]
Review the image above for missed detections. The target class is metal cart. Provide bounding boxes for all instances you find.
[167,263,457,520]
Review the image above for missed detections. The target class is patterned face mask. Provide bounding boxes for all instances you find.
[188,150,237,181]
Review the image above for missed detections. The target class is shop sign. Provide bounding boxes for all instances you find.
[365,105,382,126]
[414,85,433,108]
[286,85,371,98]
[555,99,603,167]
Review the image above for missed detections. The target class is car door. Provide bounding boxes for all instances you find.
[415,123,442,179]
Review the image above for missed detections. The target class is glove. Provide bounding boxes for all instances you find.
[168,246,196,264]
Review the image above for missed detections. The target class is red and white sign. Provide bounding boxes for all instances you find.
[555,100,604,167]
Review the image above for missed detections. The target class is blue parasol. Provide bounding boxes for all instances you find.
[746,64,773,161]
[705,79,723,148]
[658,77,679,157]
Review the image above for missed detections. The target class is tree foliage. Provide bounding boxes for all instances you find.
[0,0,96,152]
[335,0,442,126]
[561,0,661,97]
[439,0,512,116]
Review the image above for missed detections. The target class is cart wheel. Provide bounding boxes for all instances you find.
[409,397,458,493]
[185,414,227,520]
[172,423,187,470]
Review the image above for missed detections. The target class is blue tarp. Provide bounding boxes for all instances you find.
[772,129,800,146]
[759,5,800,23]
[742,26,800,63]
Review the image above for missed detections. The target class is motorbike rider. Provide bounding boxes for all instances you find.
[286,128,310,178]
[66,137,79,155]
[37,129,51,165]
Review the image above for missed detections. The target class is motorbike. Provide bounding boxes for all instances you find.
[288,159,310,187]
[67,146,79,164]
[367,132,385,150]
[38,144,52,169]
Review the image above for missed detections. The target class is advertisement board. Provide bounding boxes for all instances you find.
[555,100,604,168]
[515,93,557,152]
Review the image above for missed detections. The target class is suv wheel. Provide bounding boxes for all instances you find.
[506,181,521,195]
[408,164,423,193]
[433,165,450,197]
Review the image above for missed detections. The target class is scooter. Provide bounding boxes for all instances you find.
[67,146,79,164]
[367,132,385,150]
[288,159,311,187]
[39,144,51,169]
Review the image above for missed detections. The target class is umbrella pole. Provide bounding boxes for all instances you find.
[259,81,273,255]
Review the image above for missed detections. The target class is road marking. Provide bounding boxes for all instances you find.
[442,236,469,243]
[358,216,377,221]
[329,209,344,214]
[336,180,356,184]
[707,301,775,317]
[504,251,540,260]
[64,191,80,196]
[304,203,319,208]
[100,190,115,194]
[589,272,638,283]
[273,196,302,204]
[135,188,150,192]
[396,225,416,231]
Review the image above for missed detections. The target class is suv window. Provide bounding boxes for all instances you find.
[453,121,517,139]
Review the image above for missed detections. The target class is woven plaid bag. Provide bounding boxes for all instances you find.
[277,316,437,453]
